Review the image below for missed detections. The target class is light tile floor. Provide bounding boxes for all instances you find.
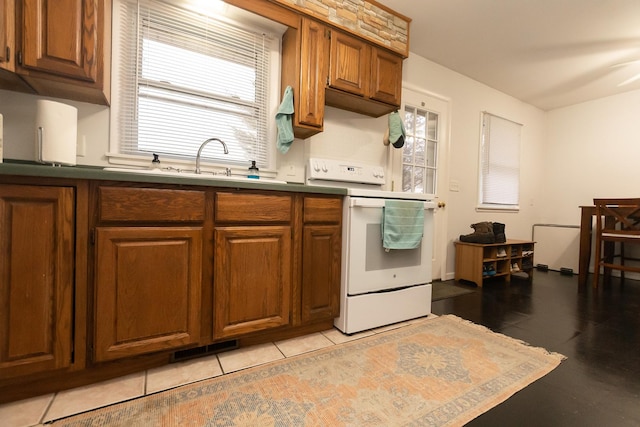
[0,316,434,427]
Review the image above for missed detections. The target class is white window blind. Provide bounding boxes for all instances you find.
[480,112,522,208]
[114,0,278,168]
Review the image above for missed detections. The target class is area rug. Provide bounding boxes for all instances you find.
[432,281,476,301]
[53,315,565,427]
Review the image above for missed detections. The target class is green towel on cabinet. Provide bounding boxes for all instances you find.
[276,86,295,154]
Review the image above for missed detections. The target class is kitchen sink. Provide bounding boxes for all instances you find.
[103,167,288,184]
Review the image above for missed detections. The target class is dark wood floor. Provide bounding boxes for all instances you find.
[431,271,640,427]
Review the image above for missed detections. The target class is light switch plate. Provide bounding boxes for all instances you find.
[77,135,86,157]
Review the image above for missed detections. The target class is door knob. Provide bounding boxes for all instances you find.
[438,201,446,208]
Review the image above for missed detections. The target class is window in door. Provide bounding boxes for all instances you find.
[402,105,439,195]
[479,112,522,209]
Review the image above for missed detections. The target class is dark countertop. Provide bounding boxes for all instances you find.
[0,162,346,195]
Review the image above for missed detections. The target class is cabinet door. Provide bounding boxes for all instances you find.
[214,226,291,339]
[21,0,98,82]
[94,227,202,362]
[0,0,14,71]
[298,17,327,128]
[302,224,341,323]
[0,185,74,378]
[328,30,368,97]
[370,46,402,106]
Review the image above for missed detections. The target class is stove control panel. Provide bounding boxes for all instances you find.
[307,158,385,185]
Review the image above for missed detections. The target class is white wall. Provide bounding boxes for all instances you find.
[0,90,110,166]
[276,54,549,279]
[0,52,550,280]
[542,90,640,224]
[5,54,638,280]
[274,106,388,183]
[401,54,548,278]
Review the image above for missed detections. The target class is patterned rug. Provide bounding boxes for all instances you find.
[53,315,565,426]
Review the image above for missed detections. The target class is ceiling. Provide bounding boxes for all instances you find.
[377,0,640,110]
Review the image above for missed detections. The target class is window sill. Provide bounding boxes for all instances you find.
[476,204,520,213]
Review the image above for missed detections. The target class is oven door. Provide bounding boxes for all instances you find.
[343,196,434,295]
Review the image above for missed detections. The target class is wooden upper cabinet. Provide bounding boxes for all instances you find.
[370,46,402,106]
[298,18,327,129]
[13,0,111,104]
[0,0,15,71]
[328,30,369,97]
[325,28,403,117]
[21,0,97,81]
[281,17,328,139]
[282,17,404,137]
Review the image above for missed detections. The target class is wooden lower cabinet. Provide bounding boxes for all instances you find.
[301,224,341,322]
[94,227,202,362]
[0,184,75,378]
[1,179,343,403]
[300,195,342,324]
[214,226,292,338]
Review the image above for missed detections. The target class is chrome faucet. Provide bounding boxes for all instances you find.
[195,138,229,174]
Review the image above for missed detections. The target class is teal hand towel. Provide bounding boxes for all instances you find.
[381,200,424,250]
[388,111,405,148]
[276,86,295,154]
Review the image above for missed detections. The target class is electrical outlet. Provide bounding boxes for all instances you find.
[281,164,304,183]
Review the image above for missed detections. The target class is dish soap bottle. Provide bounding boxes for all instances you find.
[151,153,161,170]
[248,160,260,179]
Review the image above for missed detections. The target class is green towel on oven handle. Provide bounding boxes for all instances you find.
[381,200,425,250]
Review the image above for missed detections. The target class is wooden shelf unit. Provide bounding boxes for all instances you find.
[454,239,535,287]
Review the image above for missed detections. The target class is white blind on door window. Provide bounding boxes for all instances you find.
[115,0,275,167]
[480,112,521,207]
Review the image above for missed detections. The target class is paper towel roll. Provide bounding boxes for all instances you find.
[35,100,78,166]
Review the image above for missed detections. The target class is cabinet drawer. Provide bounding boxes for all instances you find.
[98,187,206,222]
[215,192,292,223]
[303,196,342,223]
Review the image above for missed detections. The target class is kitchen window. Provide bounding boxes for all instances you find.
[110,0,284,172]
[479,112,522,210]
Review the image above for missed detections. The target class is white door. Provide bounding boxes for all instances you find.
[389,87,450,280]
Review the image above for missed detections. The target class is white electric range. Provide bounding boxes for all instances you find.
[306,158,436,334]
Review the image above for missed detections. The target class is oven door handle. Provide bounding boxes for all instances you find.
[350,198,386,208]
[349,198,437,209]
